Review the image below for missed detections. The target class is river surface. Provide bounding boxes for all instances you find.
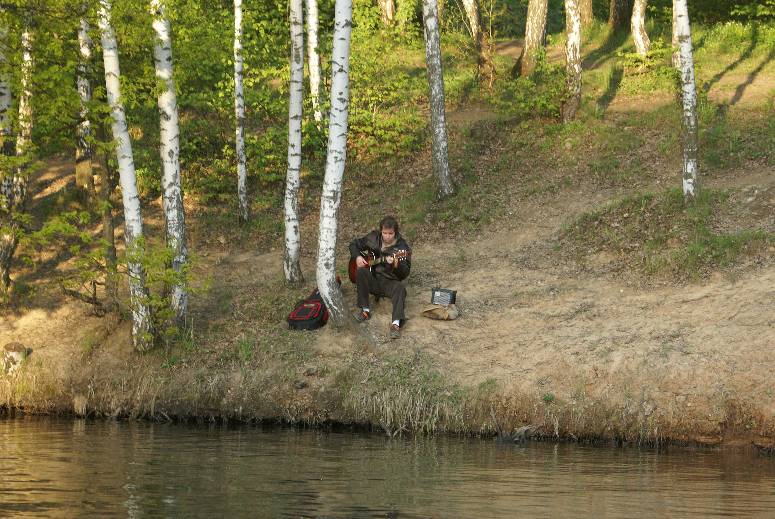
[1,417,775,518]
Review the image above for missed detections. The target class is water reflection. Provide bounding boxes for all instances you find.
[1,417,774,518]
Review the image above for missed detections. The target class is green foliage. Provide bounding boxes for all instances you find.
[489,49,565,119]
[695,21,775,59]
[126,236,199,343]
[615,39,679,95]
[352,0,382,33]
[395,0,423,32]
[731,1,775,20]
[23,210,115,313]
[649,0,775,23]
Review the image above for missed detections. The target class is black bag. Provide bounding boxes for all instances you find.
[288,288,330,330]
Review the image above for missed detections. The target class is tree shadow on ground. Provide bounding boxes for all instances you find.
[730,44,775,106]
[703,24,759,94]
[595,65,624,117]
[583,28,630,70]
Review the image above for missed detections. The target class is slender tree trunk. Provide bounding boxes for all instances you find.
[674,0,698,198]
[671,3,680,68]
[462,0,493,86]
[76,15,94,194]
[234,0,248,223]
[517,0,548,77]
[562,0,582,122]
[14,27,32,176]
[0,27,12,151]
[316,0,352,325]
[608,0,632,29]
[422,0,455,199]
[580,0,593,27]
[98,0,152,351]
[1,26,32,296]
[631,0,650,56]
[378,0,396,25]
[284,0,304,284]
[151,0,188,327]
[305,0,323,123]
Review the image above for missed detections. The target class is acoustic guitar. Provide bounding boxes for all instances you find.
[348,249,410,283]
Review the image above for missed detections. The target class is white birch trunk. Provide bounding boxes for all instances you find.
[234,0,249,223]
[0,26,32,294]
[151,0,188,326]
[671,2,680,68]
[462,0,480,38]
[0,26,10,140]
[316,0,352,325]
[562,0,582,122]
[98,0,153,350]
[76,16,94,192]
[15,28,32,162]
[422,0,455,199]
[284,0,304,284]
[674,0,698,198]
[518,0,548,77]
[631,0,650,56]
[305,0,323,123]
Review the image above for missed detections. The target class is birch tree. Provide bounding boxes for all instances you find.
[316,0,352,325]
[234,0,248,223]
[562,0,582,123]
[14,25,32,177]
[0,24,32,295]
[0,26,10,145]
[305,0,323,123]
[98,0,152,350]
[631,0,650,56]
[671,5,680,67]
[76,13,94,194]
[580,0,593,27]
[284,0,304,284]
[673,0,698,198]
[462,0,493,86]
[151,0,188,326]
[422,0,455,199]
[517,0,548,77]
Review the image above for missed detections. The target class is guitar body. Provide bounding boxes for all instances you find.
[348,251,375,284]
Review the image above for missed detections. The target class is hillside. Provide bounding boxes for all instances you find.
[2,24,774,447]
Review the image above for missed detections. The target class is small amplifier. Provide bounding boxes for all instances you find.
[431,288,456,306]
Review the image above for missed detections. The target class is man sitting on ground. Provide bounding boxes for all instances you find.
[349,216,411,339]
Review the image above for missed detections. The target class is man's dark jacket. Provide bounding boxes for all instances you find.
[349,230,411,282]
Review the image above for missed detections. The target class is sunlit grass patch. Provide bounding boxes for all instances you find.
[560,188,774,280]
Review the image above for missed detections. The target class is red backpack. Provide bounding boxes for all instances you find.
[287,288,329,330]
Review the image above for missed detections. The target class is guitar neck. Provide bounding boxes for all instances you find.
[365,251,407,267]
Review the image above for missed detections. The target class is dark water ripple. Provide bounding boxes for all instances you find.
[1,417,775,518]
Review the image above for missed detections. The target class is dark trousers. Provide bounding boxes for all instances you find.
[356,267,407,322]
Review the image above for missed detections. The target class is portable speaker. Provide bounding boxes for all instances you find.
[431,288,456,306]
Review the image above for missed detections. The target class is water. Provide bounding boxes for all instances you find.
[1,417,774,518]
